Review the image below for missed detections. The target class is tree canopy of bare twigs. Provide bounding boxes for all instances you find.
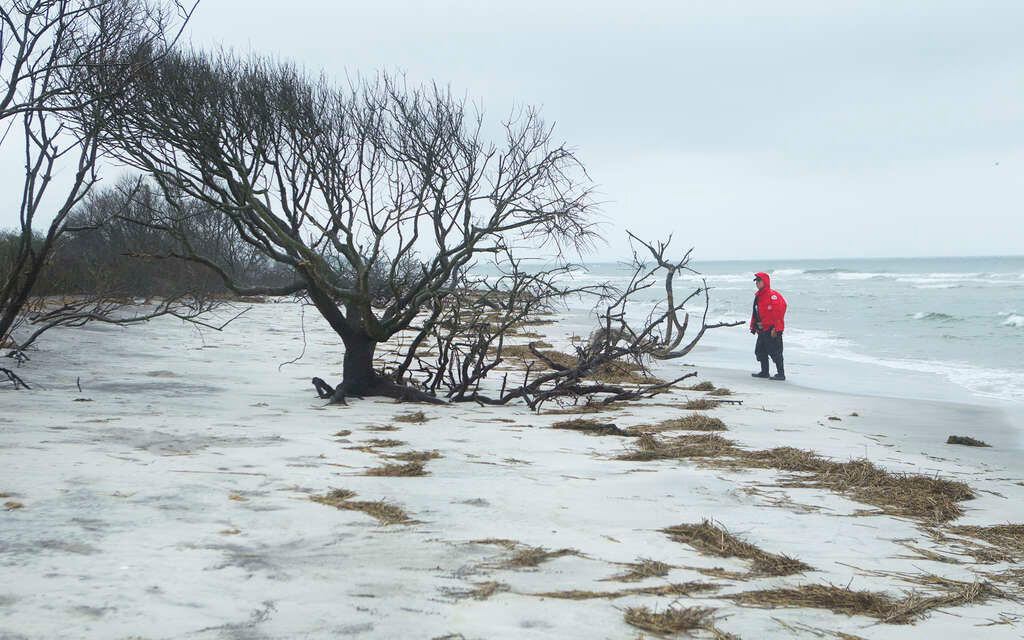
[425,235,743,410]
[90,49,601,403]
[0,0,197,368]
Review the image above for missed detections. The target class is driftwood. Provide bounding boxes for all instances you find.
[0,367,30,390]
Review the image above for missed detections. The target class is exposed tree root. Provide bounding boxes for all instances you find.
[312,376,446,405]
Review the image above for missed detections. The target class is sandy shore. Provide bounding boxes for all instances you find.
[1,301,1022,639]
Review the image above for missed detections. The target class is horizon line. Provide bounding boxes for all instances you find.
[582,252,1024,264]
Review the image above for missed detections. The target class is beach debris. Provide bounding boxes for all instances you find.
[472,538,519,549]
[618,433,737,462]
[551,418,629,436]
[603,558,672,582]
[828,416,842,421]
[503,545,580,569]
[934,524,1024,564]
[363,438,405,448]
[472,538,580,569]
[364,461,428,477]
[742,447,975,522]
[512,329,546,338]
[623,605,720,635]
[0,365,31,390]
[333,429,352,437]
[709,387,734,396]
[627,414,726,434]
[311,488,412,525]
[682,398,720,410]
[4,500,24,511]
[688,381,716,391]
[770,619,867,639]
[728,576,1004,625]
[449,581,510,600]
[365,424,400,432]
[662,519,811,577]
[893,540,961,564]
[946,435,990,447]
[385,450,442,463]
[544,402,621,415]
[617,435,975,522]
[534,581,719,600]
[394,410,429,424]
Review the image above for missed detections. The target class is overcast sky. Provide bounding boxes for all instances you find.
[5,0,1022,260]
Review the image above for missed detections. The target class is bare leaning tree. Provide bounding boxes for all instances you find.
[0,0,196,386]
[89,49,738,406]
[90,50,601,403]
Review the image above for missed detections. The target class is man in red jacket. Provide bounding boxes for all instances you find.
[750,272,787,380]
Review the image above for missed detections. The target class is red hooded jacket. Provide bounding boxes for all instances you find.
[750,271,787,333]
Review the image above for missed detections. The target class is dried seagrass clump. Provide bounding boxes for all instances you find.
[504,545,580,569]
[311,488,412,525]
[604,558,672,582]
[623,605,717,635]
[616,432,974,522]
[729,577,1004,625]
[627,414,726,434]
[552,418,629,436]
[394,411,429,424]
[661,519,810,577]
[683,398,720,410]
[536,581,718,600]
[364,461,428,477]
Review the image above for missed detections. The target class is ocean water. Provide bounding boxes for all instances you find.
[564,256,1024,408]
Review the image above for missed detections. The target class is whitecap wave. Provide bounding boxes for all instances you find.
[834,272,895,281]
[784,327,1024,403]
[914,283,962,290]
[803,267,856,275]
[1002,314,1024,328]
[910,312,958,321]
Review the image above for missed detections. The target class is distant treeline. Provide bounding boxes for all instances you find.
[0,179,294,299]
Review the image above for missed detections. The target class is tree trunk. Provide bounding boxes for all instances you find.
[303,285,443,405]
[330,332,379,401]
[327,331,444,405]
[0,257,46,348]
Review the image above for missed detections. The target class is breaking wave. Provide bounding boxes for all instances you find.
[910,312,958,321]
[1002,314,1024,328]
[803,268,857,275]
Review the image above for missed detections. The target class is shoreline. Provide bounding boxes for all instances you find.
[1,301,1022,638]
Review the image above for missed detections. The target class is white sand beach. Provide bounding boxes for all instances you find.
[2,300,1023,639]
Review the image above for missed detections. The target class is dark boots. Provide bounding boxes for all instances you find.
[751,359,770,378]
[752,357,785,380]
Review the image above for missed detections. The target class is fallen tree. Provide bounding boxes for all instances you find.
[383,235,741,409]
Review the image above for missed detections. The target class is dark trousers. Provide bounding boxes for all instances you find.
[754,331,784,373]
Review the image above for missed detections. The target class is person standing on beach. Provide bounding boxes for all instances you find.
[750,272,787,380]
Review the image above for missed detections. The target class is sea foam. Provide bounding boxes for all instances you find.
[1002,314,1024,328]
